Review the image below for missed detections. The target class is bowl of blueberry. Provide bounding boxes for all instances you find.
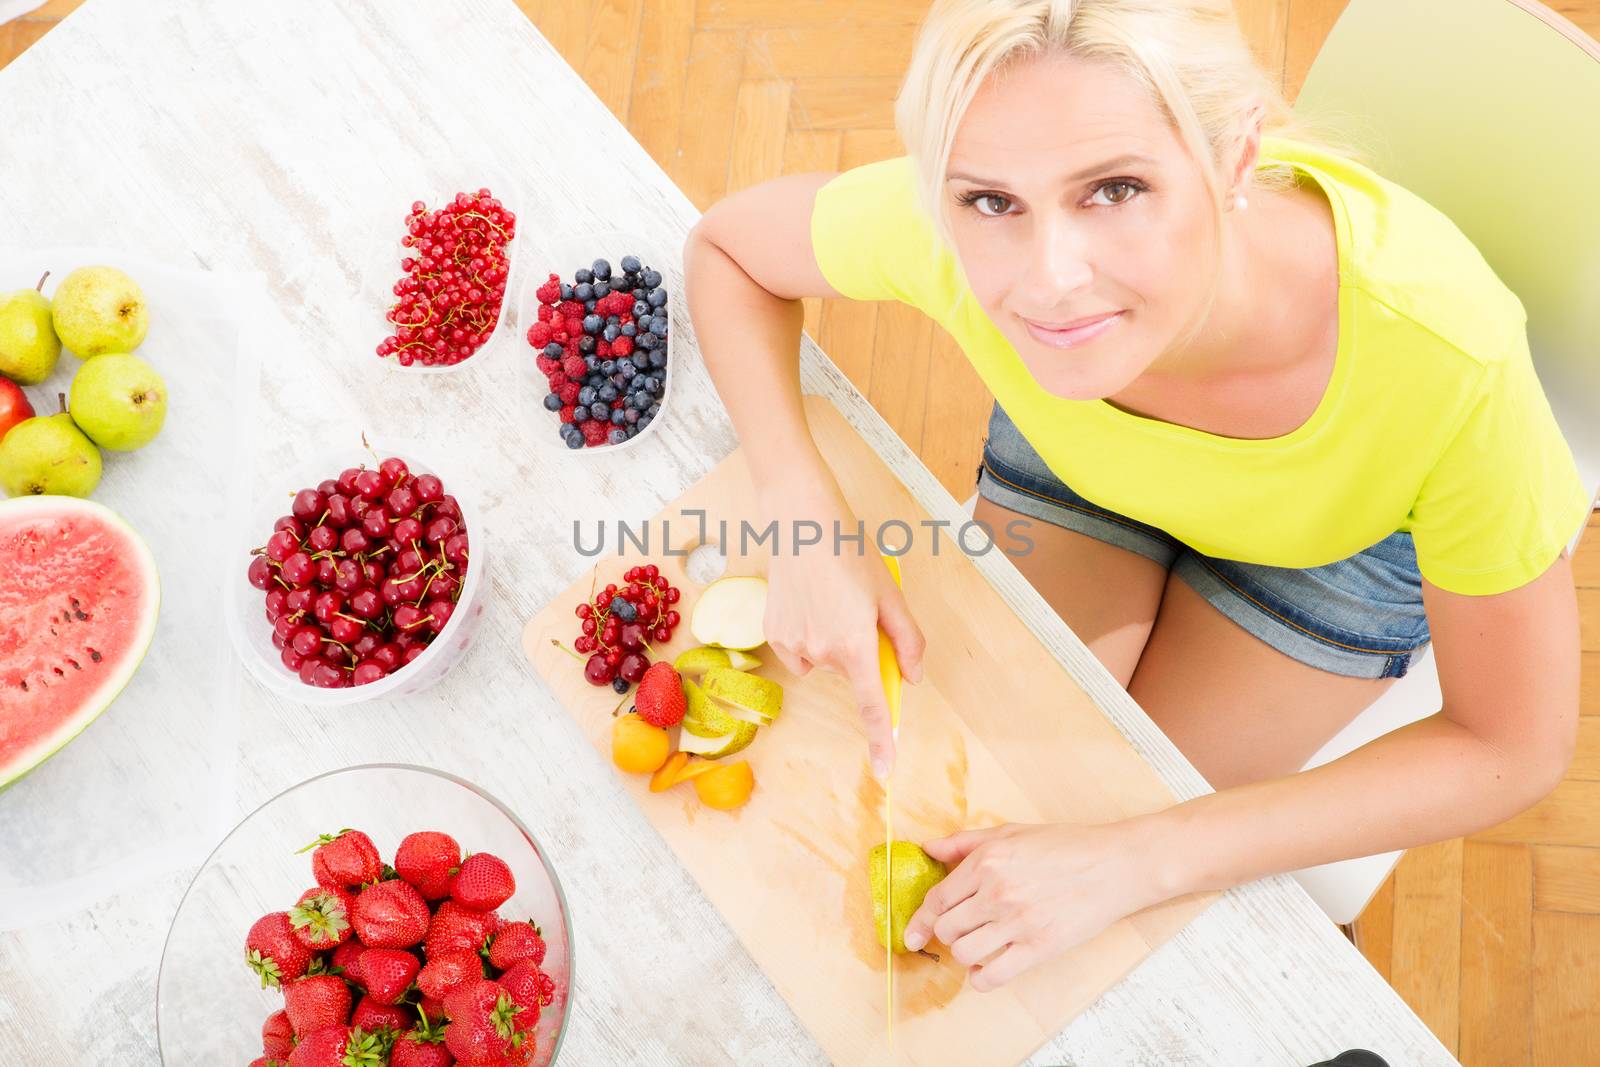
[521,231,673,453]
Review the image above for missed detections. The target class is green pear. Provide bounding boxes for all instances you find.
[51,266,148,358]
[702,667,783,724]
[674,645,762,677]
[0,395,102,498]
[0,272,62,385]
[69,353,167,451]
[678,678,760,758]
[869,841,947,956]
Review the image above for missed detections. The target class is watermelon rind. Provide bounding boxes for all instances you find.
[0,495,161,792]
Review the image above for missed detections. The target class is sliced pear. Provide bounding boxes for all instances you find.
[677,721,758,758]
[703,667,783,724]
[674,646,733,678]
[725,649,762,670]
[689,576,768,651]
[681,678,738,737]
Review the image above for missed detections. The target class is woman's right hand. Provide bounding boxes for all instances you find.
[761,480,927,782]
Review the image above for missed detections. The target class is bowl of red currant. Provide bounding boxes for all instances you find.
[227,438,488,705]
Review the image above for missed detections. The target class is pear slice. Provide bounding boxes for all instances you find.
[725,649,762,670]
[702,667,782,724]
[680,678,736,737]
[689,576,768,651]
[676,721,758,758]
[869,841,947,957]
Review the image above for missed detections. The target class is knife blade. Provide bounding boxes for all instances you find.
[877,552,904,1055]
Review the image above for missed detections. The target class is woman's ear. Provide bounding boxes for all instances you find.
[1229,101,1268,199]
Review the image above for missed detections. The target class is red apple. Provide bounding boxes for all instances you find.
[0,378,34,441]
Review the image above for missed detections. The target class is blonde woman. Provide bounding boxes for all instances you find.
[684,0,1589,991]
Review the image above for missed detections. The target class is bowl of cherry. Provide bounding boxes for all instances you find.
[226,439,488,705]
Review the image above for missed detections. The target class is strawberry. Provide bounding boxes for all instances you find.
[486,920,546,971]
[425,900,498,958]
[289,886,356,950]
[247,912,314,989]
[391,1009,453,1067]
[248,1059,286,1067]
[330,938,368,986]
[495,961,544,1031]
[352,879,430,949]
[356,947,419,1005]
[394,830,461,900]
[351,994,413,1034]
[417,995,447,1023]
[634,662,685,728]
[417,948,483,1002]
[283,973,353,1037]
[286,1025,386,1067]
[451,853,515,912]
[442,980,528,1065]
[262,1008,295,1057]
[301,829,383,890]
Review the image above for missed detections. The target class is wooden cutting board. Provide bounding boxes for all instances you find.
[522,394,1218,1066]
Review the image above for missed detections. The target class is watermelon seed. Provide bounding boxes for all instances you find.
[88,649,102,662]
[67,659,80,670]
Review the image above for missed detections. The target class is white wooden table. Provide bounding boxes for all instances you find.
[0,3,1459,1064]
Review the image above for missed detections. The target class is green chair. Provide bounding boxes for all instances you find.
[1288,0,1600,926]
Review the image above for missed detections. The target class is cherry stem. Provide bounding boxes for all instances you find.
[610,690,632,717]
[550,639,584,664]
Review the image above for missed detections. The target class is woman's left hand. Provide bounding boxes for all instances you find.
[901,819,1173,993]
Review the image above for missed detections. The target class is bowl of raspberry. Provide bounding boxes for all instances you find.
[157,764,573,1065]
[361,170,526,374]
[226,438,488,705]
[521,231,674,453]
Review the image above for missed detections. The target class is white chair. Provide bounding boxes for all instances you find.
[1285,0,1600,924]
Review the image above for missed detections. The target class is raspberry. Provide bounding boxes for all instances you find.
[565,317,584,338]
[612,336,633,357]
[535,355,559,376]
[561,355,586,379]
[535,274,561,304]
[596,341,612,358]
[527,322,553,348]
[563,339,580,359]
[536,304,554,324]
[552,329,568,344]
[559,404,577,423]
[547,371,568,389]
[558,382,580,404]
[557,300,584,320]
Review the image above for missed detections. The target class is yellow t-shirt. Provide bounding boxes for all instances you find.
[809,135,1591,596]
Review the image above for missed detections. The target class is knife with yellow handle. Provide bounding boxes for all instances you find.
[877,552,904,1054]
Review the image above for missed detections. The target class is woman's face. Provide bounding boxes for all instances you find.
[945,51,1222,400]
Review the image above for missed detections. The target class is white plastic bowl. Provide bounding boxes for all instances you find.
[352,165,527,377]
[517,229,676,456]
[224,437,487,705]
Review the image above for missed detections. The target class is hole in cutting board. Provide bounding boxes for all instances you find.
[684,540,728,585]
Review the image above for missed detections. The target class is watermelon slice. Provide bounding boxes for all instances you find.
[0,495,159,790]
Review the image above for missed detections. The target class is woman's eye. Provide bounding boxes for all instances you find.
[971,194,1014,217]
[1090,181,1141,206]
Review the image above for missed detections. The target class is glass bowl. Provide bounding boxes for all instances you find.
[223,436,488,706]
[157,764,573,1064]
[516,228,676,457]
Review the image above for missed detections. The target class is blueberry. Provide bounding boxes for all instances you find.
[631,287,646,300]
[608,428,629,446]
[542,392,561,411]
[647,402,661,417]
[603,324,620,342]
[585,355,600,372]
[621,255,641,273]
[610,408,626,425]
[609,372,626,388]
[609,595,637,621]
[612,675,629,694]
[578,386,596,406]
[621,323,637,338]
[642,269,662,288]
[592,259,612,281]
[582,314,602,335]
[606,313,620,325]
[631,352,649,370]
[600,359,616,374]
[647,288,668,309]
[648,355,666,375]
[594,280,611,298]
[599,384,618,402]
[574,268,593,284]
[574,282,594,302]
[636,333,655,351]
[624,407,640,424]
[565,432,585,450]
[618,361,635,380]
[589,401,609,420]
[578,334,596,354]
[586,374,605,390]
[632,300,650,319]
[559,283,574,301]
[650,315,669,337]
[638,414,652,430]
[583,299,597,313]
[543,342,564,359]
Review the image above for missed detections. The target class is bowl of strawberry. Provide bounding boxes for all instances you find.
[523,231,672,453]
[227,440,487,704]
[157,764,573,1065]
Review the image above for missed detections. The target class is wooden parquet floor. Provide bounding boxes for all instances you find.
[5,2,1598,1061]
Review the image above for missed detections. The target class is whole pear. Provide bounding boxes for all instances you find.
[0,272,62,385]
[869,841,948,956]
[0,394,102,498]
[69,353,167,451]
[51,266,148,358]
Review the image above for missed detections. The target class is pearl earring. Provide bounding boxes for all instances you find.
[1233,193,1249,211]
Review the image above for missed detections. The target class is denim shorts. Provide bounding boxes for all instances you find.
[974,403,1431,679]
